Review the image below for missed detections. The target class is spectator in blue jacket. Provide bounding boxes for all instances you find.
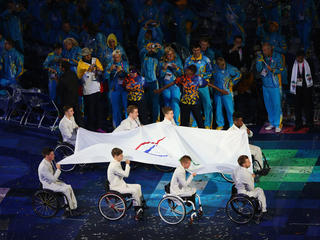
[256,43,283,133]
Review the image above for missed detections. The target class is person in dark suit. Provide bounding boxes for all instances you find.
[58,61,83,126]
[225,35,249,72]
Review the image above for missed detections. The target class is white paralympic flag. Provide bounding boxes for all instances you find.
[59,123,251,174]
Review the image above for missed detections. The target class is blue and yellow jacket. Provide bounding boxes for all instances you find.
[141,53,159,84]
[62,46,81,69]
[257,25,287,54]
[43,52,62,78]
[159,58,183,86]
[137,25,163,50]
[256,51,283,88]
[105,60,129,91]
[212,63,241,95]
[0,48,24,81]
[184,54,212,82]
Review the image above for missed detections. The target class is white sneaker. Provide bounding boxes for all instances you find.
[265,125,274,130]
[275,127,281,133]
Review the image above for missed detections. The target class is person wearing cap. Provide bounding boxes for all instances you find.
[43,44,63,101]
[77,47,104,132]
[123,67,147,125]
[105,49,129,128]
[158,46,183,125]
[256,42,283,133]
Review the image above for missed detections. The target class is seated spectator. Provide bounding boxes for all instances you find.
[113,105,141,132]
[59,106,78,146]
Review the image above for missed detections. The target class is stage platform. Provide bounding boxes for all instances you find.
[0,122,319,240]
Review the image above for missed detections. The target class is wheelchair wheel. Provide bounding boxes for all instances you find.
[153,165,175,172]
[158,196,186,225]
[98,193,127,221]
[54,144,75,172]
[32,190,59,218]
[220,173,234,183]
[226,196,255,224]
[125,198,133,210]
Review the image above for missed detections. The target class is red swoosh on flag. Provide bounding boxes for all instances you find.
[135,137,166,150]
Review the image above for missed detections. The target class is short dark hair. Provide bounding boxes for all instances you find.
[238,155,249,166]
[162,106,173,115]
[296,50,305,57]
[127,105,138,115]
[53,43,63,50]
[186,64,197,74]
[234,35,243,41]
[180,155,192,164]
[111,148,123,157]
[5,38,14,47]
[216,57,225,63]
[63,105,73,112]
[233,112,243,120]
[199,38,210,43]
[42,147,54,157]
[190,42,201,50]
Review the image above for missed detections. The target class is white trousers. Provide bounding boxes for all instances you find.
[250,144,263,170]
[44,181,78,210]
[116,184,142,206]
[239,187,267,212]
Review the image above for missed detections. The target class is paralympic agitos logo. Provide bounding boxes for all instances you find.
[135,137,168,157]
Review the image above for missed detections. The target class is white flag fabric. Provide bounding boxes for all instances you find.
[58,123,252,174]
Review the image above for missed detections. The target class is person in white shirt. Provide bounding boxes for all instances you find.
[232,155,269,219]
[161,106,176,125]
[107,148,146,220]
[38,147,78,216]
[113,105,142,132]
[228,112,263,171]
[59,106,78,146]
[170,155,197,199]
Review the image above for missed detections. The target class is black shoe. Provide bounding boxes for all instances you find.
[142,199,149,209]
[62,210,71,218]
[261,212,272,221]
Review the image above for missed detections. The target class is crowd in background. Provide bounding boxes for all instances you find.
[0,0,319,132]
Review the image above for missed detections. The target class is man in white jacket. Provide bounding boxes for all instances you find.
[228,112,263,171]
[113,105,142,132]
[58,106,78,146]
[107,148,145,220]
[161,106,176,125]
[170,155,197,197]
[232,155,269,220]
[38,147,78,216]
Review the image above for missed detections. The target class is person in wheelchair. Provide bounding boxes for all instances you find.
[107,148,146,220]
[228,112,264,172]
[113,105,142,132]
[59,106,78,146]
[161,106,176,126]
[170,155,197,204]
[232,155,270,220]
[38,147,78,217]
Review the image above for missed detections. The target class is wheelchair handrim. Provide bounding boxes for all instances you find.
[98,193,127,221]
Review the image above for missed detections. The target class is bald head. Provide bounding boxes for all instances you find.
[262,43,273,57]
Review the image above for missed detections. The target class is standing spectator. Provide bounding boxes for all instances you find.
[77,48,104,131]
[200,38,215,65]
[105,50,129,128]
[123,67,147,125]
[43,44,62,101]
[158,47,183,124]
[213,57,241,129]
[184,43,213,128]
[256,43,283,133]
[0,39,23,87]
[290,50,314,130]
[56,22,79,44]
[62,38,81,72]
[137,20,163,50]
[141,43,160,123]
[291,0,318,53]
[58,61,82,125]
[226,35,249,72]
[102,33,127,68]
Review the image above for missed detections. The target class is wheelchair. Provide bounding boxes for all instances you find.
[225,185,262,224]
[53,141,76,172]
[98,180,135,221]
[158,183,203,225]
[220,152,271,183]
[32,189,71,218]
